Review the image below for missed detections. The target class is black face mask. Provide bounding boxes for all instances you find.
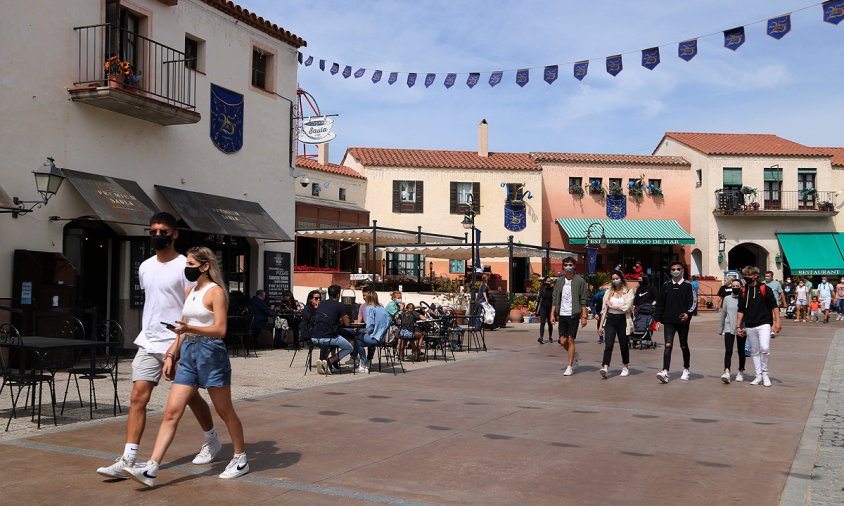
[151,234,172,251]
[743,277,755,285]
[184,266,203,282]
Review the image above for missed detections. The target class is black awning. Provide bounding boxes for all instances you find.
[62,169,159,225]
[155,185,292,241]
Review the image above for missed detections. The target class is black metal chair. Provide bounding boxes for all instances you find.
[1,323,57,431]
[465,314,487,352]
[367,323,405,375]
[227,308,257,358]
[60,320,123,419]
[423,315,457,362]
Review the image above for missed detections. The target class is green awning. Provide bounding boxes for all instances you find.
[777,233,844,275]
[556,218,695,245]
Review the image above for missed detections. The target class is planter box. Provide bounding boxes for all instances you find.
[294,271,351,287]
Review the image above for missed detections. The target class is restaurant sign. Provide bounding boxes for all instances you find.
[299,116,336,144]
[264,251,291,304]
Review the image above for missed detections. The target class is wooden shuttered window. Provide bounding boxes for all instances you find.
[392,180,424,213]
[450,182,480,214]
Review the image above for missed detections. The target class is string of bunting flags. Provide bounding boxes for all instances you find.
[297,1,843,88]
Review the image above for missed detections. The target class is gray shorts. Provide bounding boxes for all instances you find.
[132,347,165,384]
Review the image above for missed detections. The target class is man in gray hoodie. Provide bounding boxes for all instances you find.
[551,257,591,376]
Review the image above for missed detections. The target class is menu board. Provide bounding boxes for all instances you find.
[130,239,152,308]
[264,251,291,304]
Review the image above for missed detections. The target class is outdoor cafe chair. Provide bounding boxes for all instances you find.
[368,323,405,375]
[60,320,123,419]
[464,314,487,352]
[423,315,457,363]
[1,323,57,431]
[227,307,257,358]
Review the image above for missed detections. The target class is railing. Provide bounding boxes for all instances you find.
[714,189,836,213]
[73,24,197,109]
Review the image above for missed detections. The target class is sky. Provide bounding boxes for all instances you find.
[240,0,843,164]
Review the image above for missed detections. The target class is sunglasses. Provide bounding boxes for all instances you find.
[148,229,173,237]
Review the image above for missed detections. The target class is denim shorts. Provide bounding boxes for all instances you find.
[173,335,231,389]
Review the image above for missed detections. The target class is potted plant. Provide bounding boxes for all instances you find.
[801,187,817,200]
[434,276,470,323]
[608,182,625,197]
[568,184,585,197]
[104,56,141,87]
[509,294,528,323]
[628,179,644,198]
[587,180,605,196]
[646,184,663,197]
[740,186,757,196]
[819,200,834,211]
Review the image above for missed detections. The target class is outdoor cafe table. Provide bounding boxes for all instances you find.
[1,336,100,428]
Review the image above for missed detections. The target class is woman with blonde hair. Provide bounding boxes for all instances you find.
[598,270,635,379]
[354,291,391,373]
[126,246,248,487]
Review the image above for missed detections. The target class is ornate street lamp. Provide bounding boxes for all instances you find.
[586,222,608,249]
[462,194,477,310]
[0,157,66,218]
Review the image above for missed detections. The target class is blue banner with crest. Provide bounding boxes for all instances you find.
[642,47,660,70]
[767,15,791,39]
[425,73,436,87]
[388,72,398,85]
[606,195,626,219]
[824,0,844,24]
[587,248,598,277]
[304,55,313,66]
[407,73,417,88]
[342,65,351,78]
[297,52,303,64]
[210,84,243,154]
[678,39,697,61]
[467,73,480,88]
[444,73,456,88]
[319,59,325,71]
[544,65,558,84]
[330,62,339,74]
[516,69,529,87]
[724,27,745,50]
[504,201,527,232]
[574,61,588,81]
[606,55,622,76]
[489,71,503,87]
[354,68,366,78]
[372,70,382,83]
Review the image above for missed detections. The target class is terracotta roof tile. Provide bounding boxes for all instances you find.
[347,148,540,170]
[532,152,689,167]
[815,147,844,167]
[662,132,826,157]
[296,156,366,180]
[199,0,306,48]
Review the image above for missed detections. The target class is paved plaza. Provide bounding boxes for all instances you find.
[1,314,842,505]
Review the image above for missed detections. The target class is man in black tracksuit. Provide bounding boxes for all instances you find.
[654,262,697,383]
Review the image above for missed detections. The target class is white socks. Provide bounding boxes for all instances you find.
[204,428,219,442]
[124,443,139,461]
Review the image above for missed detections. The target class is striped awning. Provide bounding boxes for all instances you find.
[556,218,695,245]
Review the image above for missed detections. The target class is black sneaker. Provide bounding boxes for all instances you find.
[537,337,544,344]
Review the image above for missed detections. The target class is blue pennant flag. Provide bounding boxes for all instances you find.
[544,65,558,84]
[444,73,457,88]
[388,72,398,85]
[372,70,382,83]
[407,73,417,88]
[641,47,660,70]
[678,39,697,61]
[724,27,745,51]
[297,52,303,64]
[467,73,480,88]
[354,68,366,78]
[304,55,313,66]
[823,0,844,24]
[516,69,529,87]
[767,14,791,39]
[606,55,622,76]
[424,73,436,87]
[489,71,503,87]
[319,59,325,71]
[573,61,588,81]
[330,63,339,75]
[342,65,352,79]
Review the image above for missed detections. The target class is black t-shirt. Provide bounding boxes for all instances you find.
[717,285,734,300]
[313,299,346,338]
[635,286,657,306]
[738,284,778,327]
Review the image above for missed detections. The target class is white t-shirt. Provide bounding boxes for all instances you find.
[796,285,808,301]
[559,283,573,316]
[134,254,194,355]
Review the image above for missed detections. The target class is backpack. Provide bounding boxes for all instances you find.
[741,283,767,304]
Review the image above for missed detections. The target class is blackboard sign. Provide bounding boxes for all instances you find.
[130,239,152,308]
[264,251,291,304]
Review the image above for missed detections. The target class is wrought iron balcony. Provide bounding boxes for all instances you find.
[67,24,200,125]
[714,188,837,217]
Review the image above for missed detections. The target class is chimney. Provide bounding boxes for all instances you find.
[478,119,489,158]
[317,143,329,165]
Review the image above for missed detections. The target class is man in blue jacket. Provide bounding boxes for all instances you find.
[654,262,696,383]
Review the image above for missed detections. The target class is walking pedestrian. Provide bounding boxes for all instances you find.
[718,278,746,384]
[817,276,834,323]
[654,262,696,383]
[835,277,844,320]
[795,279,809,322]
[551,257,590,376]
[598,271,634,379]
[96,213,220,480]
[736,265,781,387]
[536,276,555,344]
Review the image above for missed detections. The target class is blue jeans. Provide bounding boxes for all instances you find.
[354,333,382,368]
[836,299,844,313]
[312,336,353,363]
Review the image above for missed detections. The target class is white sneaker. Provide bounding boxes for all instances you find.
[355,366,369,374]
[599,367,608,379]
[750,375,763,385]
[735,372,744,382]
[681,370,691,381]
[762,373,772,387]
[656,370,669,383]
[192,438,223,465]
[124,461,158,488]
[316,360,326,375]
[219,454,249,479]
[620,367,629,377]
[324,360,333,375]
[720,372,731,384]
[96,455,135,479]
[563,366,573,376]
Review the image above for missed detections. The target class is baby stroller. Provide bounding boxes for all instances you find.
[785,294,797,319]
[630,303,657,350]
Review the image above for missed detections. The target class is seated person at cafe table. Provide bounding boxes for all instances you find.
[354,291,392,373]
[301,289,335,364]
[312,285,354,374]
[386,291,404,318]
[248,289,275,344]
[398,303,426,361]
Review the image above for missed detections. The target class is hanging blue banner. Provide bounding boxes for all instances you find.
[587,248,598,277]
[297,52,303,64]
[210,84,243,154]
[516,69,529,87]
[474,228,483,272]
[425,73,436,87]
[319,59,325,71]
[342,65,352,78]
[823,0,844,24]
[678,39,698,61]
[641,47,660,70]
[606,55,622,76]
[330,62,339,75]
[489,71,503,87]
[354,68,366,78]
[573,61,588,81]
[444,73,457,88]
[304,55,313,66]
[504,201,527,232]
[388,72,398,85]
[606,195,627,219]
[372,70,382,83]
[724,27,745,50]
[407,73,417,88]
[467,73,480,88]
[544,65,558,84]
[767,15,791,39]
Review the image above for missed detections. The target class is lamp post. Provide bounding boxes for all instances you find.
[584,222,607,276]
[0,157,66,218]
[461,194,477,311]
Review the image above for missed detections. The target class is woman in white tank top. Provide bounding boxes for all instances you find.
[125,247,249,487]
[598,271,635,379]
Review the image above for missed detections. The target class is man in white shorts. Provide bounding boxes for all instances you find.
[816,276,834,324]
[96,212,221,479]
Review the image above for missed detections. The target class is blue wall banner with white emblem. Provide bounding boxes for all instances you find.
[606,195,627,219]
[210,84,244,154]
[444,73,456,88]
[330,62,339,74]
[425,73,436,87]
[724,27,745,50]
[467,73,480,88]
[823,0,844,24]
[407,73,417,87]
[767,15,791,39]
[372,70,382,83]
[504,202,527,232]
[388,72,398,85]
[354,68,366,78]
[304,56,313,66]
[573,61,588,80]
[678,39,697,61]
[489,71,503,87]
[516,69,529,87]
[342,65,351,78]
[319,59,325,71]
[606,55,622,76]
[297,52,303,64]
[587,248,598,276]
[544,65,558,84]
[642,47,660,70]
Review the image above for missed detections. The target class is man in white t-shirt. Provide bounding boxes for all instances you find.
[97,213,220,479]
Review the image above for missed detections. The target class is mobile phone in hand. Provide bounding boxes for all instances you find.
[161,321,176,331]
